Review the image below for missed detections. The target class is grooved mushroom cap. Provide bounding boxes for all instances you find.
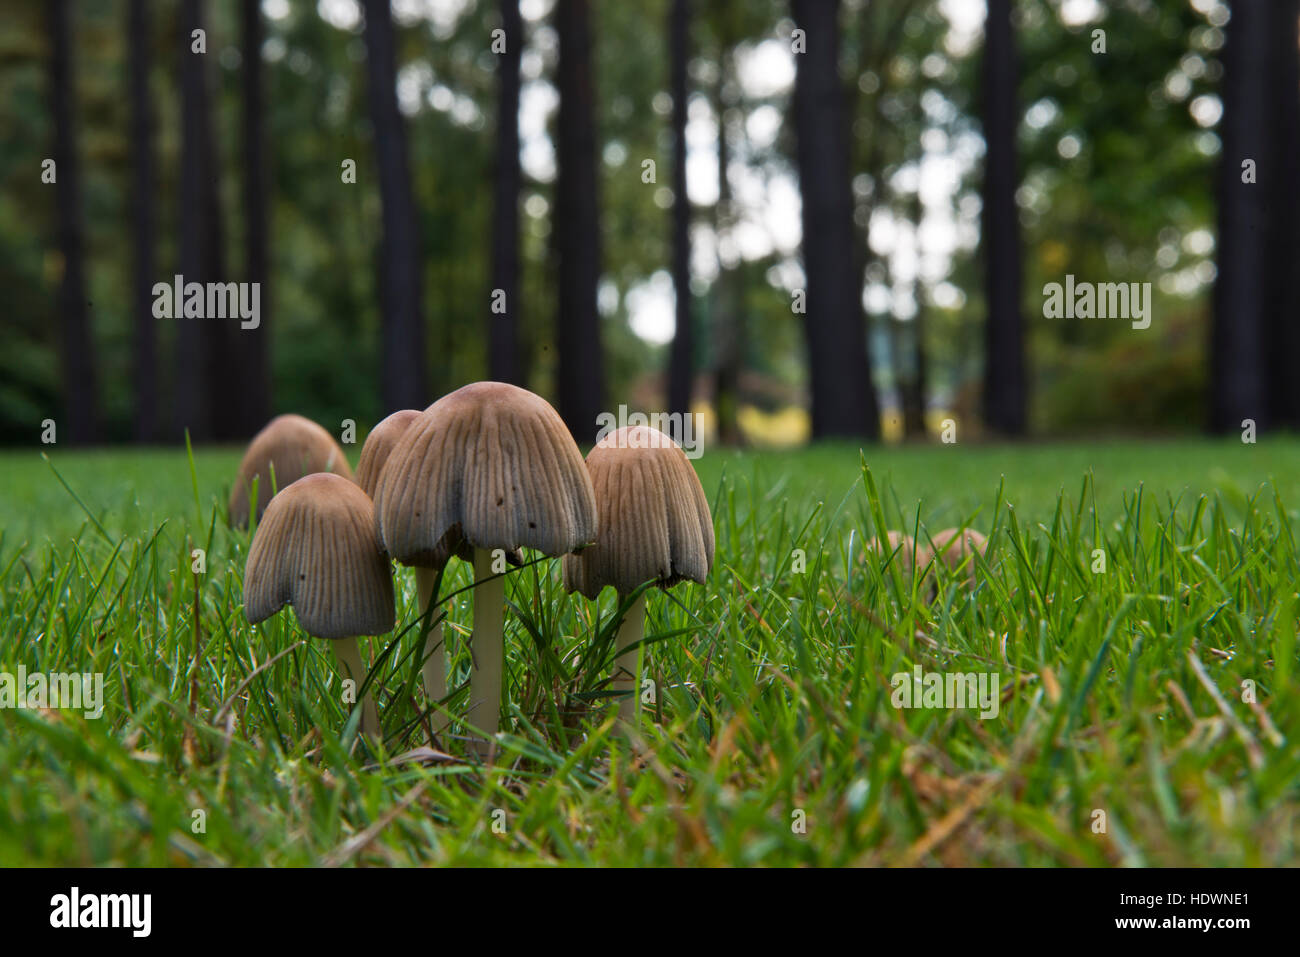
[375,381,597,566]
[229,414,354,528]
[563,425,714,599]
[356,410,421,498]
[244,473,395,640]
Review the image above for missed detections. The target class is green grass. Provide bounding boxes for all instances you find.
[1,437,1298,866]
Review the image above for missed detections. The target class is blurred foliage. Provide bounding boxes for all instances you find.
[0,0,1231,444]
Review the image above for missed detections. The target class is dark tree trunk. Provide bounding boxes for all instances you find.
[902,189,928,439]
[489,0,523,385]
[239,0,272,433]
[710,48,743,447]
[555,0,605,441]
[363,0,427,412]
[791,0,880,440]
[980,0,1026,435]
[128,0,157,444]
[1211,0,1273,432]
[178,0,230,441]
[1264,1,1300,429]
[666,0,693,419]
[48,0,96,445]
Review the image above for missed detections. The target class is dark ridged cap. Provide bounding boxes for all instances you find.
[375,382,597,565]
[244,473,395,639]
[563,425,714,598]
[356,410,421,498]
[229,414,353,528]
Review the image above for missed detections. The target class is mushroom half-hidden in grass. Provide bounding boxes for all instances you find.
[374,381,596,755]
[928,527,988,589]
[563,425,714,727]
[229,414,353,528]
[861,530,932,578]
[243,472,394,739]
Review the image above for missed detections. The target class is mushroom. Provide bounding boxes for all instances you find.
[563,425,714,726]
[229,414,354,528]
[357,408,460,708]
[861,530,932,577]
[375,381,596,752]
[928,527,988,588]
[243,472,394,738]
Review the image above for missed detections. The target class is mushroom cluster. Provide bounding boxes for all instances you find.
[862,526,989,597]
[236,391,715,755]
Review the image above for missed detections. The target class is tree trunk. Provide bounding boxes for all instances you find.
[980,0,1026,436]
[791,0,880,439]
[710,48,743,447]
[48,0,96,445]
[363,0,428,412]
[239,0,272,433]
[1264,1,1300,429]
[489,0,523,385]
[1211,0,1272,433]
[902,189,928,439]
[128,0,156,444]
[666,0,693,420]
[555,0,605,441]
[178,0,230,442]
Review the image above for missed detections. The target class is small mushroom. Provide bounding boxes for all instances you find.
[375,381,596,752]
[357,408,462,709]
[229,414,354,528]
[861,531,932,576]
[563,426,714,726]
[928,527,988,588]
[243,473,394,738]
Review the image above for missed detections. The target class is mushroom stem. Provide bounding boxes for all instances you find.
[468,547,505,756]
[613,592,647,726]
[415,567,446,712]
[333,638,380,739]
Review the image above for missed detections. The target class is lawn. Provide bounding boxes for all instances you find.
[0,436,1297,865]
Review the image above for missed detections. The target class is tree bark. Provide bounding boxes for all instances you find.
[1264,1,1300,429]
[555,0,605,441]
[49,0,97,445]
[666,0,693,420]
[489,0,523,385]
[128,0,156,444]
[178,0,230,441]
[363,0,428,412]
[980,0,1026,435]
[791,0,880,440]
[710,46,743,447]
[1211,0,1272,432]
[239,0,272,433]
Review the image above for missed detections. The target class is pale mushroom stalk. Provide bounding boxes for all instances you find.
[332,638,380,736]
[467,547,506,750]
[415,567,446,707]
[611,591,647,724]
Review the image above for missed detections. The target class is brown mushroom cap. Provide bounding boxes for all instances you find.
[356,409,421,498]
[562,425,714,599]
[229,414,354,528]
[375,381,597,566]
[244,473,395,639]
[930,527,988,567]
[862,531,932,573]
